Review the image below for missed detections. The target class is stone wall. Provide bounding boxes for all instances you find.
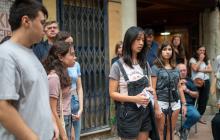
[199,7,220,110]
[200,7,220,64]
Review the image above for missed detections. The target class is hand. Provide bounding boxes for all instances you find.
[135,93,150,106]
[182,105,187,118]
[145,87,154,93]
[199,54,205,61]
[72,113,81,121]
[178,79,187,88]
[60,135,68,140]
[52,122,59,140]
[184,88,190,94]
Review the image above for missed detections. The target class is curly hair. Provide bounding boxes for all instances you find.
[43,41,72,89]
[154,41,176,68]
[55,31,71,42]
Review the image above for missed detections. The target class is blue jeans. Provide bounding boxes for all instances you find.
[64,115,72,140]
[71,95,81,140]
[183,105,201,129]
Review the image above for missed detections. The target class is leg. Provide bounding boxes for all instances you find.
[166,109,180,140]
[183,105,200,129]
[64,115,72,140]
[137,131,149,140]
[156,113,165,140]
[71,95,80,140]
[72,119,81,140]
[71,126,75,140]
[197,80,210,116]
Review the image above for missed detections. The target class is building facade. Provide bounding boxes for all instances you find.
[1,0,220,139]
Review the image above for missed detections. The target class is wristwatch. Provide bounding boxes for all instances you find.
[182,103,187,106]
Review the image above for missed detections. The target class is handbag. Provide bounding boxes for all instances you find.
[193,78,205,87]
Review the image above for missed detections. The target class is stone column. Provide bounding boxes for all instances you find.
[199,7,220,112]
[200,7,220,63]
[121,0,137,37]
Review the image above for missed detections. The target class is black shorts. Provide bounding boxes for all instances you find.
[116,103,152,139]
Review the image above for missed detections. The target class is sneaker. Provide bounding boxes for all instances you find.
[179,128,189,140]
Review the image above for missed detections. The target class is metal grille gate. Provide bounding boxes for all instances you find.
[58,0,110,133]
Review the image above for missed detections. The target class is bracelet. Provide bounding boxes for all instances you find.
[182,103,187,106]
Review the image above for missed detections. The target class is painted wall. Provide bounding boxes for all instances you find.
[43,0,57,21]
[108,0,122,64]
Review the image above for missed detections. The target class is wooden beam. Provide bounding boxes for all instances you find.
[137,0,216,10]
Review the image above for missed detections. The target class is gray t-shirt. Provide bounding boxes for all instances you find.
[0,40,54,140]
[151,65,180,102]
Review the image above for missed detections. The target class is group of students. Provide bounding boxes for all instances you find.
[109,26,218,140]
[32,21,83,140]
[0,0,83,140]
[41,31,83,140]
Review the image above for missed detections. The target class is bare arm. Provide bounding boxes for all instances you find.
[186,89,199,98]
[178,81,187,117]
[178,81,186,104]
[76,77,83,115]
[50,98,67,140]
[199,63,212,73]
[191,61,202,72]
[151,76,159,107]
[0,100,38,140]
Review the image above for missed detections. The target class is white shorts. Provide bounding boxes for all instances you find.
[158,100,181,112]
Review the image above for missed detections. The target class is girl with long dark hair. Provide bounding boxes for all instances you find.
[109,26,153,140]
[151,41,187,140]
[189,45,212,124]
[171,34,187,65]
[44,41,76,140]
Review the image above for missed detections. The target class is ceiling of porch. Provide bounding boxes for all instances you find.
[137,0,217,27]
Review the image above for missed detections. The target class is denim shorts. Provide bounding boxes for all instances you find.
[158,100,181,112]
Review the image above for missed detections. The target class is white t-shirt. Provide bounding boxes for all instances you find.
[214,55,220,90]
[0,40,54,140]
[109,59,150,96]
[189,57,210,80]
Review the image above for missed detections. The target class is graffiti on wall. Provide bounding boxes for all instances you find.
[0,12,11,41]
[0,0,13,41]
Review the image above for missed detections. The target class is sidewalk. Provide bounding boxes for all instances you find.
[174,115,214,140]
[83,114,215,140]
